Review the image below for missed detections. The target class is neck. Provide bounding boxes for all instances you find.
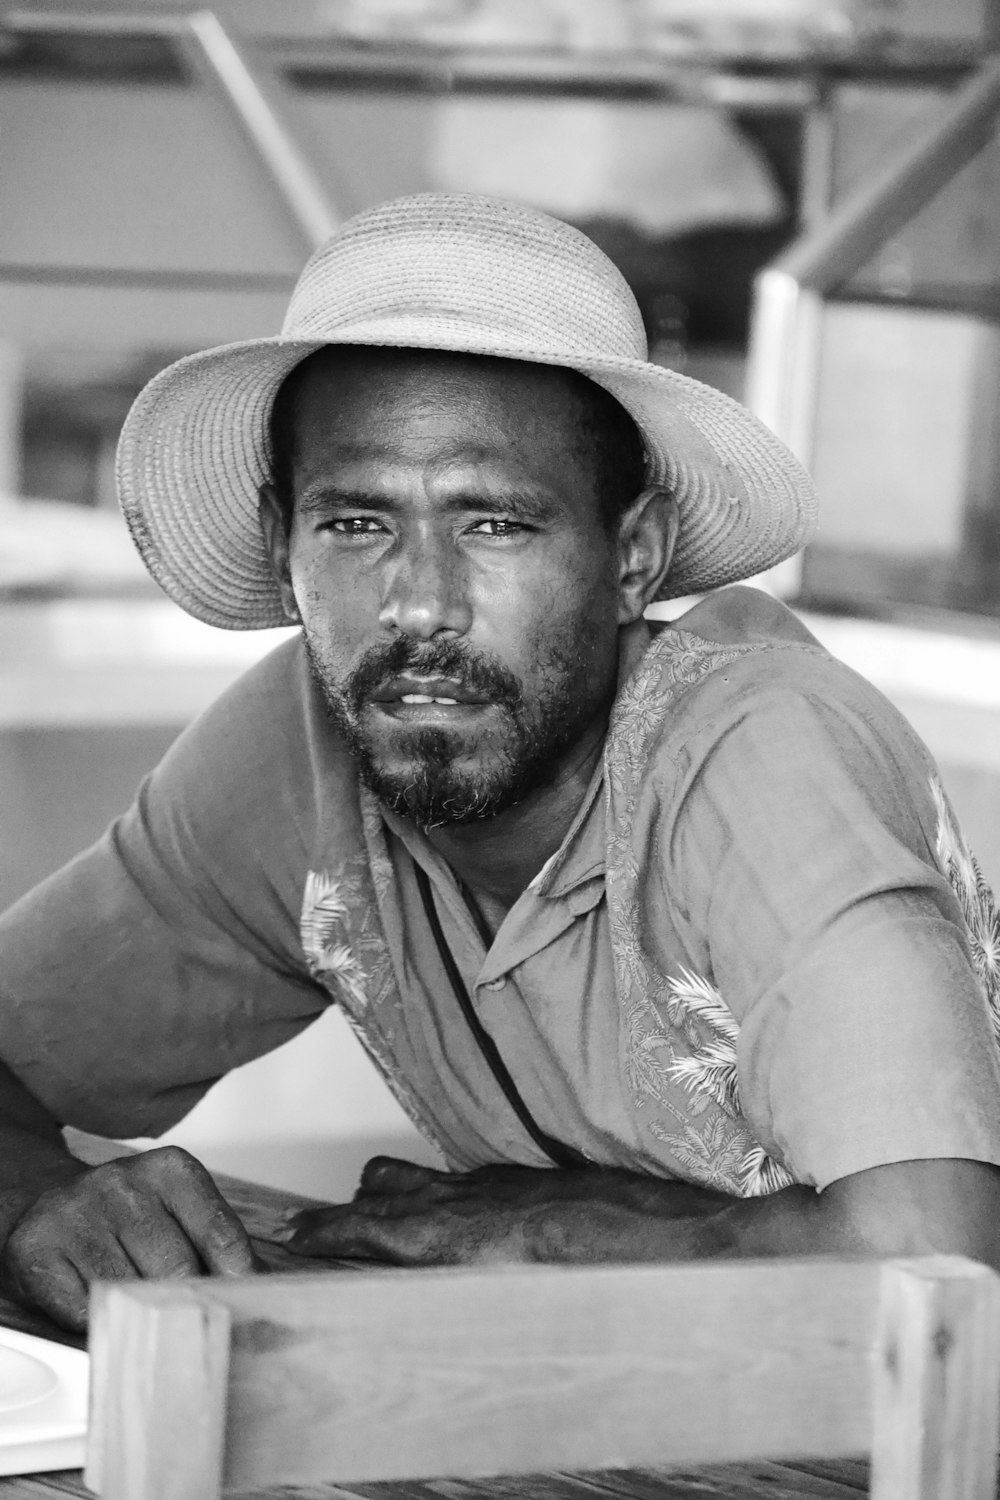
[421,617,652,913]
[423,712,607,913]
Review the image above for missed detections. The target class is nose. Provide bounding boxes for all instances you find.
[377,530,472,640]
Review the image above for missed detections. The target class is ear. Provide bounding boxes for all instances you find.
[258,484,302,624]
[616,486,679,624]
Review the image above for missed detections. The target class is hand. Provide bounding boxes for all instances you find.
[1,1145,256,1331]
[280,1156,733,1267]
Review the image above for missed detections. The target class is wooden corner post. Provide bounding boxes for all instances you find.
[871,1255,1000,1500]
[85,1282,231,1500]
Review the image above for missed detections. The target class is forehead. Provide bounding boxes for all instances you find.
[283,346,592,472]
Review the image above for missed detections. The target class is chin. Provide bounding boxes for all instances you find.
[350,710,567,826]
[360,750,532,827]
[360,721,492,777]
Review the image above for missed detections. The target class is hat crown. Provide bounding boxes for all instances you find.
[281,192,649,363]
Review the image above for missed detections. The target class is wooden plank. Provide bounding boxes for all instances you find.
[221,1259,882,1486]
[871,1257,1000,1500]
[1,1475,870,1500]
[85,1282,231,1500]
[90,1258,891,1489]
[220,1469,869,1500]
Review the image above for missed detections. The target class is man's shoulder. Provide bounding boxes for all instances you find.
[206,631,309,725]
[612,586,928,775]
[642,585,897,714]
[664,584,823,652]
[151,631,358,826]
[617,586,833,733]
[607,589,947,905]
[177,631,331,754]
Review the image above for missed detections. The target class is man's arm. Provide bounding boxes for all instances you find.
[0,641,335,1330]
[279,1154,1000,1270]
[0,1060,255,1332]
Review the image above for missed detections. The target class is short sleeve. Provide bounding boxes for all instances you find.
[0,638,336,1138]
[668,664,1000,1190]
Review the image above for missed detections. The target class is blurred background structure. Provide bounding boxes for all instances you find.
[2,0,1000,1196]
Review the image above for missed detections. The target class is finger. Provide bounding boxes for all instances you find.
[284,1204,443,1264]
[15,1255,90,1334]
[116,1204,205,1280]
[283,1202,373,1254]
[139,1147,256,1276]
[12,1226,136,1332]
[354,1157,444,1199]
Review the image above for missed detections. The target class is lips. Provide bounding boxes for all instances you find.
[371,675,489,708]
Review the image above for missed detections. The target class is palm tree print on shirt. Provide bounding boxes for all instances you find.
[930,773,1000,1040]
[663,968,795,1197]
[300,869,369,1012]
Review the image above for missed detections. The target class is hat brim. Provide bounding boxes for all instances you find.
[117,329,817,630]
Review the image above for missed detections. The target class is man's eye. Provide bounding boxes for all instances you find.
[469,518,526,538]
[328,517,385,535]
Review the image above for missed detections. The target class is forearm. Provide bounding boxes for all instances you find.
[532,1160,1000,1270]
[723,1159,1000,1269]
[0,1059,86,1242]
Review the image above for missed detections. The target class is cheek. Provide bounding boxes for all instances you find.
[289,548,380,642]
[490,534,616,617]
[499,560,619,681]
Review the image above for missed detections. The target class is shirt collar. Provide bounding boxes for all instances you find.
[531,617,657,898]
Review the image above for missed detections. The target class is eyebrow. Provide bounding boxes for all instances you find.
[296,487,557,520]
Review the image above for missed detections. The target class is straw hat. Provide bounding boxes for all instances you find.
[117,191,818,630]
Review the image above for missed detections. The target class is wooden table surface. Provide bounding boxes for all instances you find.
[0,1153,875,1500]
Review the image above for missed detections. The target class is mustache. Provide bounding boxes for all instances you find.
[344,636,523,712]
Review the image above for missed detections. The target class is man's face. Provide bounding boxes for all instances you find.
[266,348,630,826]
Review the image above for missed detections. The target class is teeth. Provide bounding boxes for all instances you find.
[400,694,460,706]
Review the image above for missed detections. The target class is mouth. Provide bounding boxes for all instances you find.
[400,692,461,706]
[367,675,494,722]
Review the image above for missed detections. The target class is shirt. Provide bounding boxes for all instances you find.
[2,585,1000,1194]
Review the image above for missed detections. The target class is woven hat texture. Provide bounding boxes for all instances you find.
[117,191,818,629]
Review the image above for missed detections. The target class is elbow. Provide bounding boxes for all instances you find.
[819,1158,1000,1272]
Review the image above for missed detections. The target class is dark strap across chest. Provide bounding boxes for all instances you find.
[413,862,591,1171]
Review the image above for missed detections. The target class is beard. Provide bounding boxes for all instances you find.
[302,628,608,828]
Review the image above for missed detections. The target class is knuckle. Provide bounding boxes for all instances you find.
[93,1158,130,1191]
[142,1145,199,1178]
[203,1214,244,1249]
[88,1160,147,1214]
[6,1183,83,1256]
[360,1156,397,1187]
[365,1156,396,1174]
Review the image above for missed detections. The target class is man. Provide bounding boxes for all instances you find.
[2,192,1000,1333]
